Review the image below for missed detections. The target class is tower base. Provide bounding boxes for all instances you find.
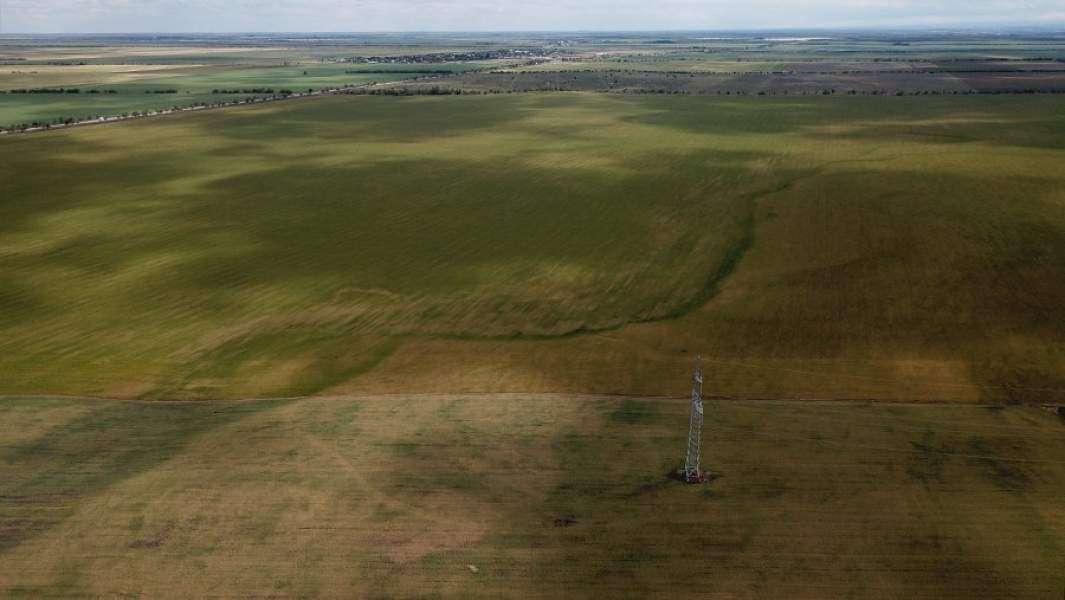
[676,468,717,484]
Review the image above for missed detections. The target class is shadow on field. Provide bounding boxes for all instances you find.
[614,95,1065,151]
[1,395,1063,595]
[2,93,1065,401]
[0,398,288,554]
[141,149,779,338]
[195,95,528,144]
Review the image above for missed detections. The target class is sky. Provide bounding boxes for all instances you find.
[3,0,1065,34]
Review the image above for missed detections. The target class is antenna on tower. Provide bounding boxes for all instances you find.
[683,356,705,483]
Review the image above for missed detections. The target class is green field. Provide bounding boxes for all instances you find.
[1,93,1063,402]
[0,63,457,91]
[0,63,453,128]
[0,394,1061,597]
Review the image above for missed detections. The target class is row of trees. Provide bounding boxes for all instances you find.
[346,69,456,74]
[5,88,86,94]
[356,86,466,96]
[353,84,1065,97]
[211,88,298,95]
[3,88,146,95]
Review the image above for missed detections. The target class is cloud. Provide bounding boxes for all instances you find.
[3,0,1065,33]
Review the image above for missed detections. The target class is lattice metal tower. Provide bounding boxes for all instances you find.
[684,357,705,483]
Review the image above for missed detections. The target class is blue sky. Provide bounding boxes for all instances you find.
[4,0,1065,33]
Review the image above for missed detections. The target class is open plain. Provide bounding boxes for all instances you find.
[1,32,1064,598]
[1,395,1063,597]
[2,93,1063,402]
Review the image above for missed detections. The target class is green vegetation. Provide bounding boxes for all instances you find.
[1,93,1062,401]
[0,396,286,554]
[1,34,1063,598]
[0,395,1061,597]
[0,64,429,128]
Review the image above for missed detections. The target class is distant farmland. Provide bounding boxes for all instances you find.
[0,65,431,129]
[1,93,1062,402]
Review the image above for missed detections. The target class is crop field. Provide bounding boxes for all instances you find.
[0,42,486,64]
[0,63,452,128]
[0,40,519,128]
[0,68,417,129]
[508,37,1065,64]
[511,58,795,73]
[0,394,1062,598]
[1,92,1063,402]
[476,36,1065,94]
[510,57,1065,75]
[0,44,313,64]
[0,64,204,89]
[6,35,1065,128]
[0,63,466,91]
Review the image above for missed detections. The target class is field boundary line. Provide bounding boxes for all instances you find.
[0,391,1043,408]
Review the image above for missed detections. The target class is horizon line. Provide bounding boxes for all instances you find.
[3,25,1065,36]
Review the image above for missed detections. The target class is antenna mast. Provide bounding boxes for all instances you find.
[684,356,705,483]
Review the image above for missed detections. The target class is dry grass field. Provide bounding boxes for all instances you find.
[0,45,296,63]
[1,394,1062,598]
[0,64,205,90]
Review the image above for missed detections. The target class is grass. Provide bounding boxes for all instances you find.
[3,37,1061,598]
[0,396,287,554]
[0,89,241,128]
[1,93,1063,401]
[0,394,1062,597]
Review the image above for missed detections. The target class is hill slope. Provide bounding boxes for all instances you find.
[1,94,1063,401]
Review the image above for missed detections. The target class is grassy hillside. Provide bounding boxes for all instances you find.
[0,395,1062,597]
[1,94,1063,401]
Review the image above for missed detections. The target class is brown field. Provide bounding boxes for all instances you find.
[0,45,289,63]
[393,69,1065,95]
[0,64,210,90]
[1,394,1062,598]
